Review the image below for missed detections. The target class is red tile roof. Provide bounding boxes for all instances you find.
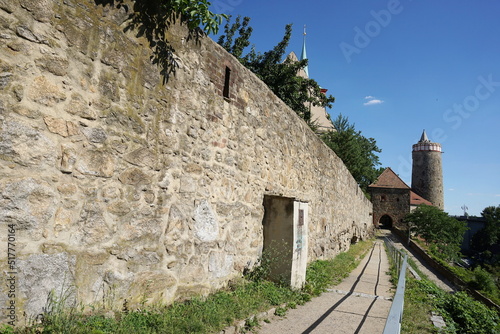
[410,191,433,206]
[369,167,410,189]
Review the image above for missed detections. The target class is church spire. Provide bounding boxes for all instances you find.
[300,25,309,77]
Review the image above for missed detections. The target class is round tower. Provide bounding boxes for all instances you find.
[411,130,444,210]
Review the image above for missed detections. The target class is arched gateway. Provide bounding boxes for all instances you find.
[379,214,393,229]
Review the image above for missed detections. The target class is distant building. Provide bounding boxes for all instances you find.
[369,130,443,228]
[287,27,335,133]
[369,167,410,229]
[453,215,487,252]
[411,130,444,210]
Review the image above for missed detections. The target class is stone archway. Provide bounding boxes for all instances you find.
[379,214,393,229]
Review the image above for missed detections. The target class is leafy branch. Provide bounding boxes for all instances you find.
[218,16,335,125]
[96,0,227,82]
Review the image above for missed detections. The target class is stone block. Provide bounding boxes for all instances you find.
[75,149,115,178]
[57,183,78,196]
[44,116,69,137]
[194,200,219,242]
[35,55,69,76]
[66,93,97,120]
[208,252,233,278]
[82,126,107,143]
[78,201,112,245]
[0,177,57,231]
[98,71,119,102]
[17,253,76,317]
[29,76,66,106]
[119,167,151,185]
[0,120,57,166]
[54,207,74,232]
[179,176,197,193]
[60,145,77,173]
[16,25,48,44]
[124,147,157,168]
[19,0,54,23]
[0,71,12,89]
[107,201,131,216]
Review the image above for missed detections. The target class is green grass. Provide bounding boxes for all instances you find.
[402,278,500,334]
[396,254,500,333]
[11,240,374,334]
[383,244,436,333]
[414,238,500,306]
[384,241,500,333]
[401,277,441,334]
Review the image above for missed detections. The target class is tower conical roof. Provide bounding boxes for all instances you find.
[413,129,442,152]
[419,130,430,143]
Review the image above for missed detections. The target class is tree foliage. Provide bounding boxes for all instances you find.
[217,16,335,124]
[405,205,468,261]
[218,16,253,59]
[471,205,500,271]
[321,114,382,192]
[98,0,227,82]
[170,0,227,35]
[480,205,500,247]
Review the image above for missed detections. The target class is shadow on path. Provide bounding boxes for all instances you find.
[301,243,382,334]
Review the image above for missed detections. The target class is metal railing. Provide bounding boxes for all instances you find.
[383,237,408,334]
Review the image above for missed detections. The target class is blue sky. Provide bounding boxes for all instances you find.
[210,0,500,216]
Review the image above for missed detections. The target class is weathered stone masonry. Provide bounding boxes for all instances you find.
[0,0,373,321]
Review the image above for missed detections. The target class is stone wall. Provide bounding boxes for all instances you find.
[370,188,410,228]
[0,0,373,322]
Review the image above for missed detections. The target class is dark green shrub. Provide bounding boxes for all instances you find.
[471,266,496,294]
[441,291,499,334]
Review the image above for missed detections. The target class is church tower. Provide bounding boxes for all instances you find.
[411,130,444,210]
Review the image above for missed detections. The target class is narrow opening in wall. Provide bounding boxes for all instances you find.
[223,66,231,99]
[262,195,293,284]
[262,195,308,288]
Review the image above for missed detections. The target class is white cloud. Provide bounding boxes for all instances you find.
[364,95,374,99]
[363,99,384,106]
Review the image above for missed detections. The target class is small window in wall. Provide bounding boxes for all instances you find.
[381,195,387,202]
[223,66,231,99]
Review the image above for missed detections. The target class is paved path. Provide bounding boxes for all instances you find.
[257,239,393,334]
[382,230,455,292]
